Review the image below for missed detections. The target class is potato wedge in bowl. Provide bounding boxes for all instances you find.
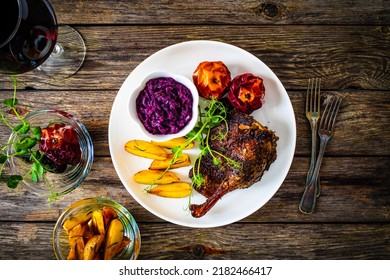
[53,198,140,260]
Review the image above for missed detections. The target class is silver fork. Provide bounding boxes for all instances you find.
[305,78,321,197]
[299,94,342,214]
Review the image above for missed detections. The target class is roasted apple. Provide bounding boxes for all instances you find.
[192,61,231,99]
[228,73,265,114]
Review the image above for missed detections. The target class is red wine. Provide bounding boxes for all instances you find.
[0,0,58,74]
[0,0,20,46]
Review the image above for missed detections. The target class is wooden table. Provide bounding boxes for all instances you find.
[0,0,389,260]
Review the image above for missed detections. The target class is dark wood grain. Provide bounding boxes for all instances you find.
[50,0,390,25]
[0,222,388,260]
[1,25,389,90]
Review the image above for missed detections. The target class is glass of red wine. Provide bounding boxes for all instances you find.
[0,0,86,78]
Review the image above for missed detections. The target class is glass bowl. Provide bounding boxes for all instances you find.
[52,197,141,260]
[6,109,93,199]
[128,70,199,142]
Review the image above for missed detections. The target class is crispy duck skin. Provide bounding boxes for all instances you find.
[189,110,278,218]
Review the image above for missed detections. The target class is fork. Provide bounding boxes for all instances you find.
[299,94,342,214]
[305,78,321,197]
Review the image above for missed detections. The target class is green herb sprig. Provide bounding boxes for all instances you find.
[184,98,242,188]
[147,98,242,192]
[0,77,45,189]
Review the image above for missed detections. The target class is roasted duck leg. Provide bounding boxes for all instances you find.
[189,110,278,218]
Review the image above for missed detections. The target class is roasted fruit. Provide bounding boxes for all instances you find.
[192,61,231,99]
[39,123,81,166]
[227,73,265,114]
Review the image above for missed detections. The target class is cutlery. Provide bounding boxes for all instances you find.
[305,78,321,197]
[299,94,342,214]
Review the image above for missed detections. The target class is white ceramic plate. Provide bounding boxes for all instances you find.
[109,40,296,228]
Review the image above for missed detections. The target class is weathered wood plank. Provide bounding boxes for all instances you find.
[1,25,389,90]
[1,90,389,157]
[49,0,390,25]
[0,157,388,223]
[138,223,390,260]
[0,0,388,264]
[0,222,388,259]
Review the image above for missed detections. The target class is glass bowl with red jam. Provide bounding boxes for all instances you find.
[128,70,199,142]
[6,109,93,199]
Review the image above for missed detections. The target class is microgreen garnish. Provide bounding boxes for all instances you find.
[187,99,241,187]
[0,77,47,189]
[147,98,242,194]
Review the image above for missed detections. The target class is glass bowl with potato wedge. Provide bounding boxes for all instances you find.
[52,197,140,260]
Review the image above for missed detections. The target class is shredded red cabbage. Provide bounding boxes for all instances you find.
[136,77,193,135]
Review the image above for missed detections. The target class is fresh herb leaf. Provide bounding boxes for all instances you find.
[31,170,39,182]
[14,137,38,151]
[7,175,23,189]
[3,98,18,108]
[212,157,221,165]
[13,122,30,134]
[172,146,182,157]
[32,162,44,176]
[146,97,239,204]
[12,123,23,132]
[0,77,46,192]
[31,126,41,139]
[0,155,7,164]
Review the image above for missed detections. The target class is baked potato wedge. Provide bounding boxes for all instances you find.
[67,224,86,260]
[147,182,191,198]
[149,153,191,170]
[103,206,118,227]
[92,209,105,236]
[124,140,168,160]
[63,210,93,234]
[104,218,124,260]
[117,236,131,254]
[133,169,180,185]
[151,137,194,150]
[84,234,104,260]
[63,206,130,260]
